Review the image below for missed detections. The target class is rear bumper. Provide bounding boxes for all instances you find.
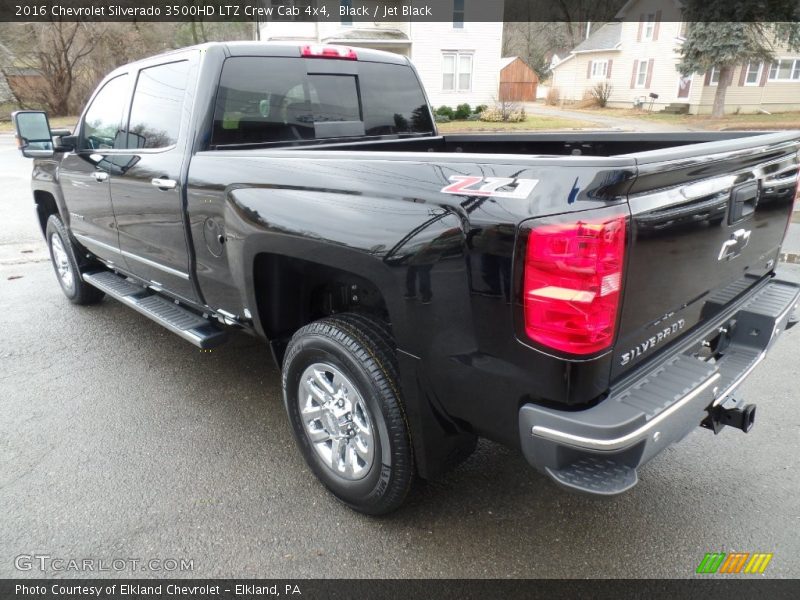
[518,278,800,495]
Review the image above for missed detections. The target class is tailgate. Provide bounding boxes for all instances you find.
[612,132,799,380]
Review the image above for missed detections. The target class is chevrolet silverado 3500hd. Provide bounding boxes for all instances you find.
[13,42,800,514]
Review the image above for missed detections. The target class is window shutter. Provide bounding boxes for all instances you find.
[637,16,644,41]
[738,64,747,86]
[759,63,769,86]
[606,59,613,79]
[631,60,639,88]
[645,59,654,88]
[587,60,592,79]
[653,10,662,41]
[704,70,711,86]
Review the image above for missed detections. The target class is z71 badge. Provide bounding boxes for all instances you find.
[440,175,538,199]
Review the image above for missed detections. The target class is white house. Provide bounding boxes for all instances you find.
[550,0,800,114]
[258,0,503,108]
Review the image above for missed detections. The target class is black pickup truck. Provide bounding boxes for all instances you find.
[13,42,800,514]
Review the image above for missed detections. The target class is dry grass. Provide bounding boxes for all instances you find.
[567,107,800,130]
[0,115,79,133]
[437,115,596,132]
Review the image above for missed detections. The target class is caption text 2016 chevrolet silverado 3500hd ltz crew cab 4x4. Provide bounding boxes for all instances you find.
[13,42,800,514]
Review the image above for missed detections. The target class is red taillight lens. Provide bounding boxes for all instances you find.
[300,45,357,60]
[523,214,627,355]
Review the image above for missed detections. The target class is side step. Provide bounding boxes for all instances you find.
[83,270,228,349]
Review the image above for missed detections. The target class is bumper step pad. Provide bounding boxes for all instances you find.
[546,457,637,496]
[83,270,228,349]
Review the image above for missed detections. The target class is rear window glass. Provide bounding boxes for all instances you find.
[211,56,434,147]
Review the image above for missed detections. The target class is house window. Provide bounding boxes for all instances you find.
[591,60,608,79]
[642,14,656,40]
[708,66,720,85]
[453,0,465,29]
[442,52,473,91]
[635,60,649,87]
[677,22,688,39]
[768,58,800,81]
[340,0,352,25]
[744,62,762,85]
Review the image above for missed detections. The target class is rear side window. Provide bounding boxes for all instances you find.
[211,56,434,147]
[125,61,190,149]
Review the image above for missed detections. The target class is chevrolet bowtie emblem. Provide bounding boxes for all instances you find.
[718,228,751,261]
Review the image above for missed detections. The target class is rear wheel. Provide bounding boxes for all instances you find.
[281,313,413,515]
[45,215,104,305]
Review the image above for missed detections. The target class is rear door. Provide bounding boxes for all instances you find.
[110,56,197,302]
[612,134,799,379]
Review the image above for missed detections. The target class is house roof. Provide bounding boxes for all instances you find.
[571,22,622,53]
[500,56,517,69]
[0,41,13,63]
[322,27,409,43]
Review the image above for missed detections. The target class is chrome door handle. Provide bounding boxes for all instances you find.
[151,178,177,190]
[92,171,109,182]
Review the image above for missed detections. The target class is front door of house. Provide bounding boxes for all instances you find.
[677,75,692,99]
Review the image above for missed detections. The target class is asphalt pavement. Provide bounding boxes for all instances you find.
[1,134,799,579]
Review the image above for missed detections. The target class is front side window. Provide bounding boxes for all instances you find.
[591,60,608,79]
[211,57,434,147]
[636,60,649,87]
[745,62,762,85]
[642,14,656,40]
[709,67,720,85]
[442,52,473,91]
[453,0,464,29]
[81,75,129,150]
[442,54,456,90]
[125,61,190,149]
[768,58,800,81]
[270,0,314,22]
[340,0,352,25]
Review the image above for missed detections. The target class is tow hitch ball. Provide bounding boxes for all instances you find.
[701,400,757,434]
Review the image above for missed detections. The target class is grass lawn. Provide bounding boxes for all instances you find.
[0,115,79,134]
[437,115,596,132]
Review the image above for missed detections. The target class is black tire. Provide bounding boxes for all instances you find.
[282,313,413,515]
[45,214,105,305]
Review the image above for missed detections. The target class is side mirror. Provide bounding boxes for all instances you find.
[12,110,55,158]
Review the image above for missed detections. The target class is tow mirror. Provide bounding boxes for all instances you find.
[12,110,55,158]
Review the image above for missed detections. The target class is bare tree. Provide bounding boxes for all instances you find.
[2,22,106,115]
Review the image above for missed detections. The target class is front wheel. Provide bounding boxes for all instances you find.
[45,215,104,305]
[281,314,413,515]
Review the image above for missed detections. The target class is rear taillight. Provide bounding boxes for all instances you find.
[300,45,357,60]
[523,214,627,355]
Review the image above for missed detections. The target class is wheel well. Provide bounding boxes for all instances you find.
[33,190,59,237]
[253,253,391,364]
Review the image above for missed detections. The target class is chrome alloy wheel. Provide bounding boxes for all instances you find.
[50,233,74,292]
[298,362,374,480]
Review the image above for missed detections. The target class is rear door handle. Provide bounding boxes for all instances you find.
[92,171,109,182]
[151,178,177,190]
